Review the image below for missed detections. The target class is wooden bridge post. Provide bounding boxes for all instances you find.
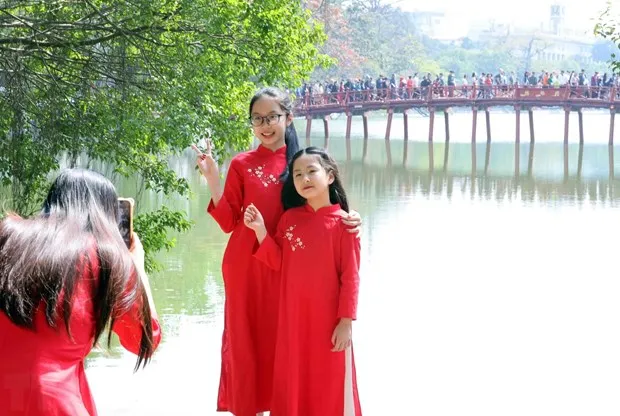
[385,108,394,140]
[403,110,409,141]
[514,142,520,178]
[527,143,535,178]
[323,115,330,148]
[484,141,490,175]
[610,107,616,146]
[485,108,491,143]
[346,138,351,162]
[563,143,569,181]
[564,107,570,145]
[578,108,584,145]
[577,143,584,178]
[444,108,450,143]
[428,142,434,172]
[362,137,368,163]
[515,105,521,144]
[471,142,477,176]
[610,144,615,180]
[471,106,478,143]
[305,115,312,146]
[362,112,369,140]
[345,112,353,140]
[528,108,535,143]
[428,107,435,142]
[443,142,450,172]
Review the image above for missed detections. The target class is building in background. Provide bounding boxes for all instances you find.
[471,3,599,63]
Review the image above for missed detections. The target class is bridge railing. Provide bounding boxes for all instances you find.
[293,86,618,112]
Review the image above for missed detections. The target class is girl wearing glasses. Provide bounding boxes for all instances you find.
[193,87,361,416]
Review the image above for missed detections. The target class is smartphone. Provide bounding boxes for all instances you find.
[118,198,135,249]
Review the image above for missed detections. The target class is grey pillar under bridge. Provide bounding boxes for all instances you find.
[515,105,521,144]
[471,106,478,143]
[403,110,409,141]
[305,115,312,147]
[485,109,491,143]
[529,108,535,143]
[428,107,435,142]
[611,107,616,146]
[323,115,330,148]
[610,144,615,180]
[444,108,450,143]
[362,112,369,140]
[564,107,570,145]
[345,112,353,140]
[385,108,394,140]
[578,109,584,145]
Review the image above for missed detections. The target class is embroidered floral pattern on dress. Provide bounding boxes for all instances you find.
[247,164,278,187]
[284,225,305,251]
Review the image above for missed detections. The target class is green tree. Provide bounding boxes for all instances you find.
[594,2,620,73]
[0,0,328,271]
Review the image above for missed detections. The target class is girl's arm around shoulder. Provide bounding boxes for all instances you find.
[337,226,361,320]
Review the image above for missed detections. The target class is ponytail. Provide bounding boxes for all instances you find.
[280,122,301,181]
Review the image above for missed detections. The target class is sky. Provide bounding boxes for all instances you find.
[394,0,612,36]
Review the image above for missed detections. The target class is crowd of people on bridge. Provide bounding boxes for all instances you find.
[295,68,620,105]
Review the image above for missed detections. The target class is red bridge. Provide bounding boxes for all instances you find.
[294,86,619,145]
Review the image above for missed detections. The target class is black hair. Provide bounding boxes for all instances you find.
[249,87,301,181]
[281,147,349,212]
[0,168,155,371]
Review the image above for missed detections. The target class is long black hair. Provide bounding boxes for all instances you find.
[0,168,155,370]
[249,87,300,181]
[281,147,349,212]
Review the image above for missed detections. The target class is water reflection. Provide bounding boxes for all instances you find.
[85,136,620,415]
[528,143,535,178]
[334,137,620,205]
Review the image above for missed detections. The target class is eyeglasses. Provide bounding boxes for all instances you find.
[249,114,285,127]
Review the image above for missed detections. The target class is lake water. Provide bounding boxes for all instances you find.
[86,110,620,415]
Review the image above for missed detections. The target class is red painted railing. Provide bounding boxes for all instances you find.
[294,86,618,114]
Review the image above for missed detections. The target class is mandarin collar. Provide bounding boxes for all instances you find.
[303,203,342,214]
[257,144,286,155]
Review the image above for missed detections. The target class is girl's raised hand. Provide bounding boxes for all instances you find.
[191,137,219,180]
[243,203,265,232]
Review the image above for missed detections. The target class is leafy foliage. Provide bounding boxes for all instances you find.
[594,2,620,74]
[0,0,327,268]
[307,0,614,80]
[134,206,192,273]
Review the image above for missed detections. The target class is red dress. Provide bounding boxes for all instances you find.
[255,204,362,416]
[0,250,162,416]
[208,145,287,415]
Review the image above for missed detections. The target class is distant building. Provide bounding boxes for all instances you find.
[471,2,599,63]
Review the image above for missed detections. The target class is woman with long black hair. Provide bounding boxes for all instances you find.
[0,168,161,416]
